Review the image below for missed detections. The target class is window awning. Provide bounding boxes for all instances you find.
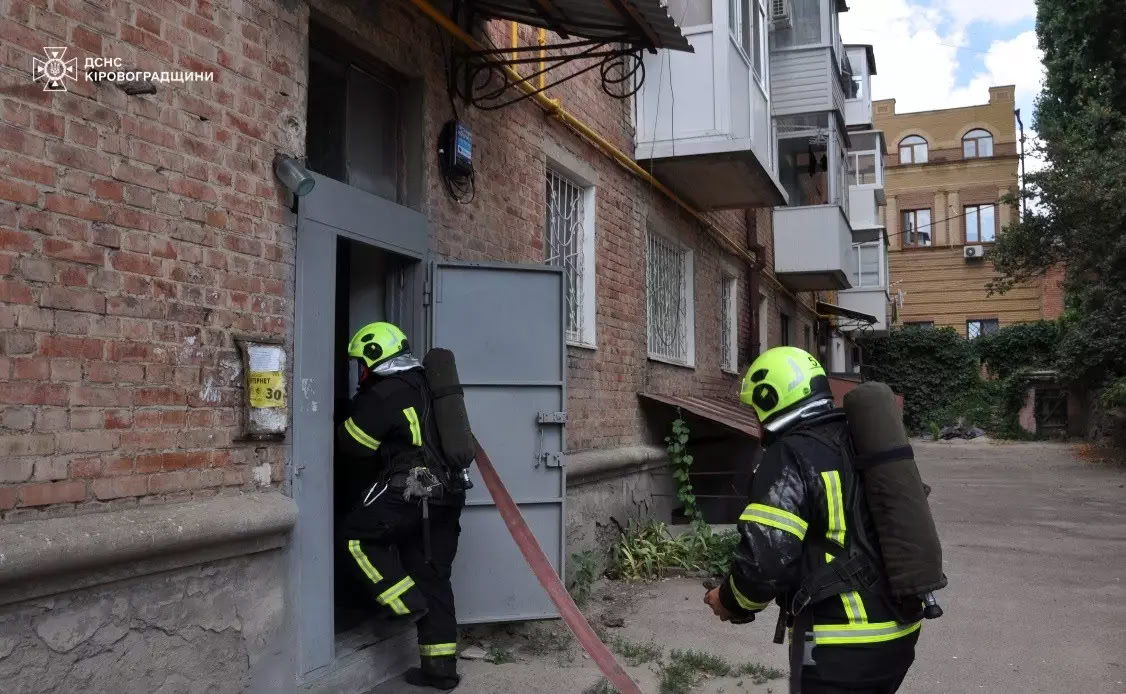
[817,301,877,326]
[640,392,761,439]
[472,0,693,52]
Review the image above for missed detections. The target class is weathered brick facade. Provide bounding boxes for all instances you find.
[0,0,821,516]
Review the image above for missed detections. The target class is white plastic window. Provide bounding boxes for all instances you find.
[962,129,993,158]
[965,204,996,243]
[898,135,928,164]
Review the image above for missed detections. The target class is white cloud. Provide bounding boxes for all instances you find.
[841,2,1043,119]
[935,0,1036,30]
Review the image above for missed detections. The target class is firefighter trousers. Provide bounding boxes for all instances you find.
[341,488,464,663]
[789,612,917,694]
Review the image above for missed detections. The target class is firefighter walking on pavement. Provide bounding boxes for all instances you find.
[337,321,466,690]
[705,346,942,694]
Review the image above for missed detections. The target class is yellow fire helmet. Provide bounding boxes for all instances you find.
[347,321,409,368]
[740,346,832,428]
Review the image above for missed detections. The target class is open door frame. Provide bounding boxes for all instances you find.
[292,173,428,678]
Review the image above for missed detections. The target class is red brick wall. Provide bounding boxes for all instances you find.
[1041,264,1065,320]
[1,0,302,516]
[0,0,793,515]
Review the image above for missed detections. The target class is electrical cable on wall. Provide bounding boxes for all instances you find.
[438,29,476,204]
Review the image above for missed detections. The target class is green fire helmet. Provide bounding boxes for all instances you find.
[740,346,832,426]
[347,322,409,368]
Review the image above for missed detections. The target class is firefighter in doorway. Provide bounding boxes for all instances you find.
[337,321,465,690]
[704,347,922,694]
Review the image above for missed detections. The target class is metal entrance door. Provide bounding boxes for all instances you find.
[429,262,567,623]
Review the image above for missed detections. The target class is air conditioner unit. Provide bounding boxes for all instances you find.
[770,0,791,28]
[964,245,984,260]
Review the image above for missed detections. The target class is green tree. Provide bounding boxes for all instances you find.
[987,0,1126,387]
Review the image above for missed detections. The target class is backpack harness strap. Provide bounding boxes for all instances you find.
[785,424,884,617]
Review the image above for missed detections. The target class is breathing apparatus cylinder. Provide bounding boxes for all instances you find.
[422,348,475,489]
[843,381,947,611]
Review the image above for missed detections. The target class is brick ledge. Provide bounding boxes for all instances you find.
[0,491,296,606]
[566,445,668,484]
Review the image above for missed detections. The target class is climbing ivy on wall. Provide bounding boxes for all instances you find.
[859,327,978,433]
[972,321,1060,378]
[860,323,1064,436]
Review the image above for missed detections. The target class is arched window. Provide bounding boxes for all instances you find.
[898,135,928,164]
[962,128,993,158]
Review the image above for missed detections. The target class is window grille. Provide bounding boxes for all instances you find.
[721,275,735,372]
[647,231,690,363]
[545,169,586,343]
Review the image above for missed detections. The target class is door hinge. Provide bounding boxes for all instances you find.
[536,411,567,424]
[533,411,566,468]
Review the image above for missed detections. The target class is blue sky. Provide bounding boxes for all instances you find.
[839,0,1043,146]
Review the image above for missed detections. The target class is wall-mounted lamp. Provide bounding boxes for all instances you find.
[274,155,316,196]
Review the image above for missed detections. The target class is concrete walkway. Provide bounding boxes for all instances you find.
[373,440,1126,693]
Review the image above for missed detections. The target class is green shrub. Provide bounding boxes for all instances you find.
[1098,377,1126,409]
[609,521,739,581]
[972,321,1060,378]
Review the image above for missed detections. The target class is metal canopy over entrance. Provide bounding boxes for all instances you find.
[471,0,692,52]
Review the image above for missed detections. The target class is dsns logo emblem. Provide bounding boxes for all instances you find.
[33,47,77,92]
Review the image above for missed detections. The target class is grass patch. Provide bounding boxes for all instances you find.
[610,521,740,581]
[734,661,786,685]
[608,636,663,666]
[583,678,619,694]
[658,649,784,694]
[485,646,514,664]
[570,550,599,605]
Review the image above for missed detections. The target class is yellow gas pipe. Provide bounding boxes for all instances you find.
[413,0,758,266]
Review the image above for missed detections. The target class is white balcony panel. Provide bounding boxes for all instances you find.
[773,204,852,290]
[838,288,890,332]
[635,21,784,210]
[770,47,834,117]
[848,187,883,242]
[845,99,870,128]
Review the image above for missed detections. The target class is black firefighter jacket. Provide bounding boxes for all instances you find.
[718,414,922,662]
[337,368,430,493]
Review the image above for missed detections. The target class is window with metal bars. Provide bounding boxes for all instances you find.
[966,319,999,340]
[647,230,694,365]
[720,273,737,373]
[545,169,587,344]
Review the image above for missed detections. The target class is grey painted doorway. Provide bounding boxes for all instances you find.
[429,262,567,623]
[293,173,428,678]
[294,174,568,679]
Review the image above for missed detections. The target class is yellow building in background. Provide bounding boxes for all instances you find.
[874,86,1047,338]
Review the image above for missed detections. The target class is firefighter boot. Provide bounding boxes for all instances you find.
[404,656,461,690]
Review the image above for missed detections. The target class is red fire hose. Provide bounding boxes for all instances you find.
[473,440,643,694]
